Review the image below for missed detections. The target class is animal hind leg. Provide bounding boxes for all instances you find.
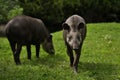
[9,41,16,54]
[14,43,22,65]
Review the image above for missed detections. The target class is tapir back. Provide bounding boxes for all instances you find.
[5,15,49,45]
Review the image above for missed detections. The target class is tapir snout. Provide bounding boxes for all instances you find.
[66,32,82,50]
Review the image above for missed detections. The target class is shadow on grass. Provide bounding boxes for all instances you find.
[79,62,120,79]
[23,54,66,68]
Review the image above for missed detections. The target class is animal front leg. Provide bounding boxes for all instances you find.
[35,44,40,58]
[66,45,74,67]
[26,44,31,60]
[73,49,81,73]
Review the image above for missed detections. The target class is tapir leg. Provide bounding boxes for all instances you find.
[35,44,40,58]
[9,40,20,65]
[9,41,16,54]
[26,44,31,60]
[66,44,74,67]
[14,43,22,65]
[73,43,83,73]
[73,49,80,73]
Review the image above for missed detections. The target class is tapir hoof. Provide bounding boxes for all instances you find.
[28,57,31,60]
[16,62,21,65]
[73,67,78,74]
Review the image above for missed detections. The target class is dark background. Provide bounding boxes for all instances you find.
[0,0,120,33]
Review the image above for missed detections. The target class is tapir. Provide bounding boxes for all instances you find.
[62,15,87,73]
[5,15,55,65]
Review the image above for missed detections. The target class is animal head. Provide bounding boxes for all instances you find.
[42,34,55,55]
[62,22,84,50]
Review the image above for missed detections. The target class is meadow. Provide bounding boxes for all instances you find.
[0,23,120,80]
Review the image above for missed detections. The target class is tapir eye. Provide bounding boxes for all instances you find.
[67,36,72,41]
[68,36,72,41]
[77,35,80,41]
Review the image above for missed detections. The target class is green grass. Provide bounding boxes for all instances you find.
[0,22,120,80]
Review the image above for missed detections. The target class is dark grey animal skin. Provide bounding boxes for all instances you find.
[62,15,87,73]
[5,15,55,65]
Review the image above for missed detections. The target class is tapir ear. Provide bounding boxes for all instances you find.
[49,34,52,39]
[78,23,84,30]
[62,23,70,30]
[47,34,52,41]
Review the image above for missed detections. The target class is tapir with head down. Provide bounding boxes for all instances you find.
[5,15,55,65]
[62,15,87,73]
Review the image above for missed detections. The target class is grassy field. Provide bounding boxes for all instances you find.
[0,23,120,80]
